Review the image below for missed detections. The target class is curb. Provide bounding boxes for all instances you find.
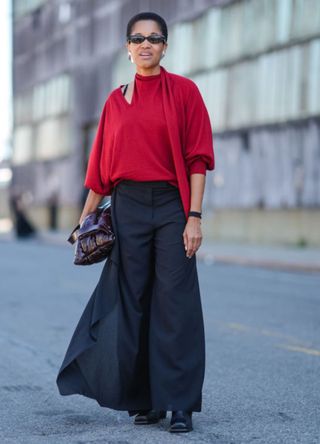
[196,251,320,274]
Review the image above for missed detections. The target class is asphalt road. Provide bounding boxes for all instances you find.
[0,239,319,444]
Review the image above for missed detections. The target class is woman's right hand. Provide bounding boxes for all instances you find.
[78,189,104,227]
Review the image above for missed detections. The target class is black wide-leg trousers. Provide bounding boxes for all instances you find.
[56,180,205,415]
[115,180,205,414]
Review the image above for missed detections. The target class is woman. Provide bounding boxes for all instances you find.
[56,11,215,434]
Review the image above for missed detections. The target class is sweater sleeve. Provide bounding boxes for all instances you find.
[184,82,215,176]
[84,100,111,195]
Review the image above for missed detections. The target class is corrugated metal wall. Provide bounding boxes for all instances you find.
[11,0,320,234]
[111,0,320,211]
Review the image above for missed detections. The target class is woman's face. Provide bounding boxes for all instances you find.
[126,20,168,70]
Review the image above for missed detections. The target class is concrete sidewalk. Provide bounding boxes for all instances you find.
[197,240,320,274]
[1,229,320,274]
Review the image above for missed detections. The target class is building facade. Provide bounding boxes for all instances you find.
[11,0,320,244]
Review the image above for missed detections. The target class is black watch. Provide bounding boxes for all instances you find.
[188,211,202,219]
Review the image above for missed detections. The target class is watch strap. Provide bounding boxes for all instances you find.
[188,211,202,219]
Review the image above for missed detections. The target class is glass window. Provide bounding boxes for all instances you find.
[286,46,303,120]
[14,92,33,125]
[14,0,47,18]
[275,0,292,44]
[190,13,216,72]
[12,125,33,164]
[33,83,45,121]
[308,39,320,115]
[169,22,193,75]
[32,73,70,120]
[34,116,71,160]
[219,1,244,63]
[235,61,251,127]
[207,69,228,132]
[292,0,320,39]
[205,8,222,69]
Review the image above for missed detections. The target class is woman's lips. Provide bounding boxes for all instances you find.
[139,53,152,58]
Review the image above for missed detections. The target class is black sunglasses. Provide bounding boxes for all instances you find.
[127,34,166,44]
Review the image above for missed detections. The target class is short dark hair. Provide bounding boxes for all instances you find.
[126,12,168,41]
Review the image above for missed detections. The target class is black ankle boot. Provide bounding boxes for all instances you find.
[134,409,167,425]
[169,410,193,432]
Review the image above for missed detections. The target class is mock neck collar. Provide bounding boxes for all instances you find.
[135,66,164,81]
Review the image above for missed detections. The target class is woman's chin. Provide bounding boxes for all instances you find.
[137,59,160,69]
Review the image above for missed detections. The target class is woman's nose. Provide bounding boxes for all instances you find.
[141,40,151,49]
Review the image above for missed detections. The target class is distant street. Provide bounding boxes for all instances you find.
[0,238,319,444]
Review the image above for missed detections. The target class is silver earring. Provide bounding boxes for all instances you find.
[128,51,133,63]
[161,51,166,59]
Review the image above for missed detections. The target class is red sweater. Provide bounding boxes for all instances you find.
[84,65,215,219]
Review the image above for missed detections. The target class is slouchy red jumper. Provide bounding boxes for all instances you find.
[84,65,215,219]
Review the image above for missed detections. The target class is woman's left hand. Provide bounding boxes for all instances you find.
[183,217,202,258]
